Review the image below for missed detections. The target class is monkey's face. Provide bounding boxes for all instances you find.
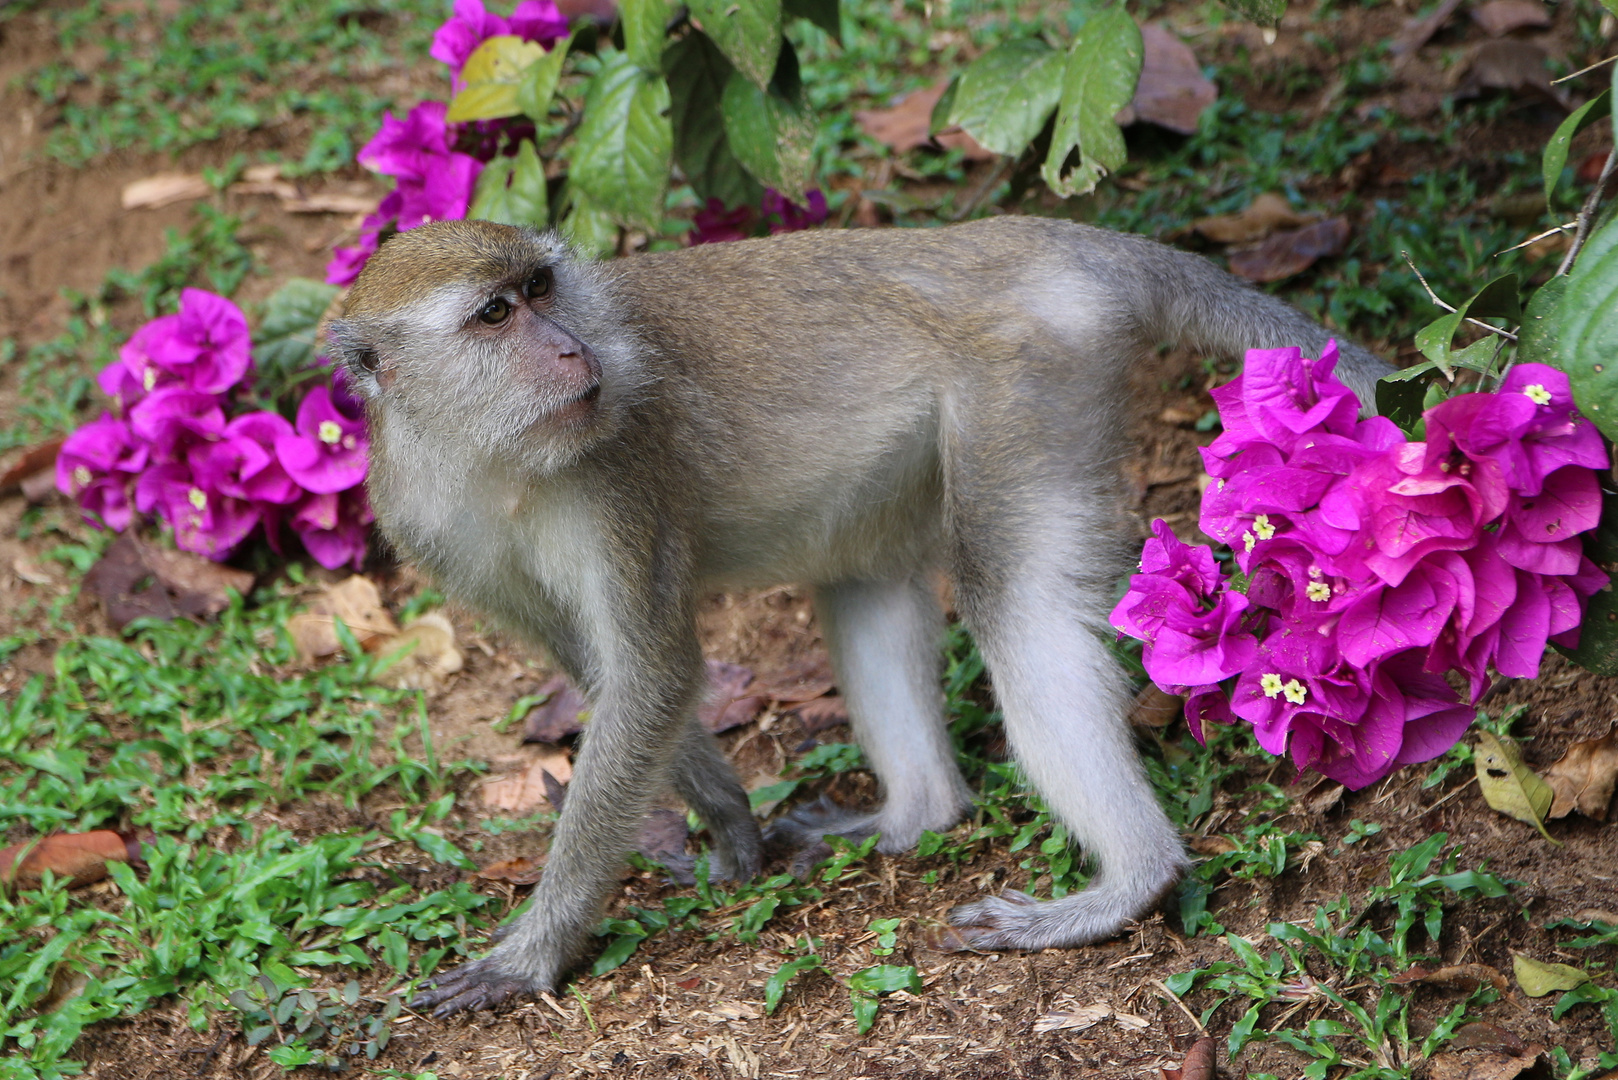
[329,221,643,472]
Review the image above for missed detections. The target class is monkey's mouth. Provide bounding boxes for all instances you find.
[551,381,602,424]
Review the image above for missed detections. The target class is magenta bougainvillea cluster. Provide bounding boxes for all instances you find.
[56,289,373,568]
[1111,347,1610,789]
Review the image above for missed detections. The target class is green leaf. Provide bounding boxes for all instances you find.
[1544,89,1611,206]
[589,932,646,975]
[1467,273,1523,322]
[784,0,840,43]
[1513,954,1591,997]
[518,34,573,122]
[688,0,782,88]
[1557,214,1618,439]
[253,278,340,375]
[559,185,620,258]
[1375,371,1428,439]
[1556,490,1618,676]
[570,53,674,231]
[947,38,1064,157]
[620,0,670,72]
[764,954,822,1013]
[469,138,549,227]
[1413,273,1519,373]
[929,75,958,136]
[448,36,548,123]
[666,31,765,207]
[846,964,922,995]
[449,83,521,123]
[1516,276,1569,366]
[1042,8,1143,198]
[850,988,879,1033]
[1218,0,1285,27]
[1474,731,1559,844]
[721,68,815,201]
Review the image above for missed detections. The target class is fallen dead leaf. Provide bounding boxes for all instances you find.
[636,807,694,881]
[1390,963,1509,992]
[286,575,398,660]
[1470,0,1551,36]
[477,855,544,884]
[1124,24,1216,135]
[1193,192,1312,244]
[700,659,765,733]
[1459,39,1572,109]
[792,694,849,734]
[0,438,63,494]
[121,172,211,210]
[1575,907,1618,925]
[1113,1011,1149,1030]
[30,964,90,1015]
[1161,1037,1216,1080]
[854,81,994,160]
[1,830,147,890]
[1391,0,1463,58]
[1228,217,1350,283]
[1032,1003,1110,1033]
[1189,835,1238,855]
[1543,727,1618,820]
[757,655,836,702]
[1304,779,1346,815]
[1449,1023,1527,1053]
[522,676,589,742]
[1512,953,1589,996]
[1129,685,1182,728]
[12,556,53,587]
[1475,730,1557,842]
[480,750,573,814]
[708,1000,761,1021]
[84,536,255,629]
[370,613,464,692]
[1428,1045,1544,1080]
[282,193,381,215]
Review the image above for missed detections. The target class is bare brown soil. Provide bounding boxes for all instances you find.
[1,1,1615,1078]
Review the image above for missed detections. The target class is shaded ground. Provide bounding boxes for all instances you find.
[1,0,1615,1077]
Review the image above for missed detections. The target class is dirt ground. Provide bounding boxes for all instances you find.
[2,1,1616,1077]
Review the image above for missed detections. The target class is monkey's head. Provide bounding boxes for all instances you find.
[329,220,644,472]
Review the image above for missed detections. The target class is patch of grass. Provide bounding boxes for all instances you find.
[27,0,445,171]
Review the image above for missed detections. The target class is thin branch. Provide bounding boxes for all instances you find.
[1399,251,1519,341]
[1552,53,1618,85]
[1557,148,1618,277]
[1495,220,1578,257]
[1151,979,1208,1038]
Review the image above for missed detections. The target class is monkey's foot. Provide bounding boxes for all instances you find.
[410,957,543,1018]
[765,796,879,877]
[946,885,1155,952]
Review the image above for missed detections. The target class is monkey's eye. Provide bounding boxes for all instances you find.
[478,297,513,325]
[523,270,554,301]
[354,348,381,374]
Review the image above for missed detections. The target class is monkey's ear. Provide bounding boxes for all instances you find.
[327,319,386,391]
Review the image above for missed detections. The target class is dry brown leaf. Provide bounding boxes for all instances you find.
[0,438,63,494]
[370,613,464,692]
[1391,0,1463,57]
[793,694,849,734]
[1428,1046,1544,1080]
[1449,1023,1527,1053]
[1461,40,1572,109]
[1127,24,1217,135]
[759,656,836,703]
[19,468,57,503]
[699,659,764,733]
[1032,1004,1110,1033]
[1390,963,1509,991]
[1193,193,1311,244]
[1189,835,1238,855]
[1113,1011,1149,1030]
[636,807,695,881]
[1470,0,1551,36]
[1543,727,1618,820]
[84,536,255,630]
[854,81,994,160]
[283,194,381,215]
[13,556,54,587]
[709,1001,761,1021]
[0,830,146,891]
[1304,779,1346,815]
[1576,907,1618,924]
[522,676,589,742]
[1130,685,1182,728]
[1163,1037,1216,1080]
[121,172,211,209]
[1228,218,1350,282]
[480,750,573,813]
[286,575,398,660]
[476,855,544,884]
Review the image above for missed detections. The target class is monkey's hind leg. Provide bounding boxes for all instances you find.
[768,577,974,871]
[671,719,763,880]
[946,550,1190,950]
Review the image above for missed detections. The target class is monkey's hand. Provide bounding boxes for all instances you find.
[409,953,550,1018]
[764,796,880,877]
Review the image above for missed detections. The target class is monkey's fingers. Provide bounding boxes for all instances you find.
[943,891,1044,952]
[764,796,878,877]
[410,958,536,1018]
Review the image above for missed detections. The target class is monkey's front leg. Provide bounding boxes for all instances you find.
[411,686,691,1017]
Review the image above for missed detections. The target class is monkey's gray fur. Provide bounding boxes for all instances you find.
[329,215,1393,1017]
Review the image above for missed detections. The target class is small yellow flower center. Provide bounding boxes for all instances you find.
[72,465,92,489]
[1306,581,1331,602]
[143,369,157,391]
[1523,384,1552,406]
[318,420,343,445]
[1243,531,1256,553]
[1253,514,1275,540]
[1282,679,1307,705]
[188,487,208,511]
[1261,673,1284,698]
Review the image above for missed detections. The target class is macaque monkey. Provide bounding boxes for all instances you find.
[330,216,1392,1016]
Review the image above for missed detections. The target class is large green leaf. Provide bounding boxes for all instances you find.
[1042,8,1143,198]
[570,53,674,231]
[1218,0,1285,26]
[666,31,764,207]
[688,0,782,88]
[620,0,670,72]
[947,38,1064,157]
[1515,276,1569,367]
[559,185,620,258]
[784,0,840,43]
[1411,273,1520,375]
[447,36,547,122]
[721,66,815,201]
[469,139,549,227]
[1557,214,1618,438]
[1543,89,1610,207]
[1556,493,1618,676]
[518,33,573,122]
[254,278,341,376]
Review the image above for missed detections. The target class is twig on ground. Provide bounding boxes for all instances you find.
[1150,978,1208,1037]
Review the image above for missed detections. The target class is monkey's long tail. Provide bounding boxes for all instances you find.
[1130,243,1394,408]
